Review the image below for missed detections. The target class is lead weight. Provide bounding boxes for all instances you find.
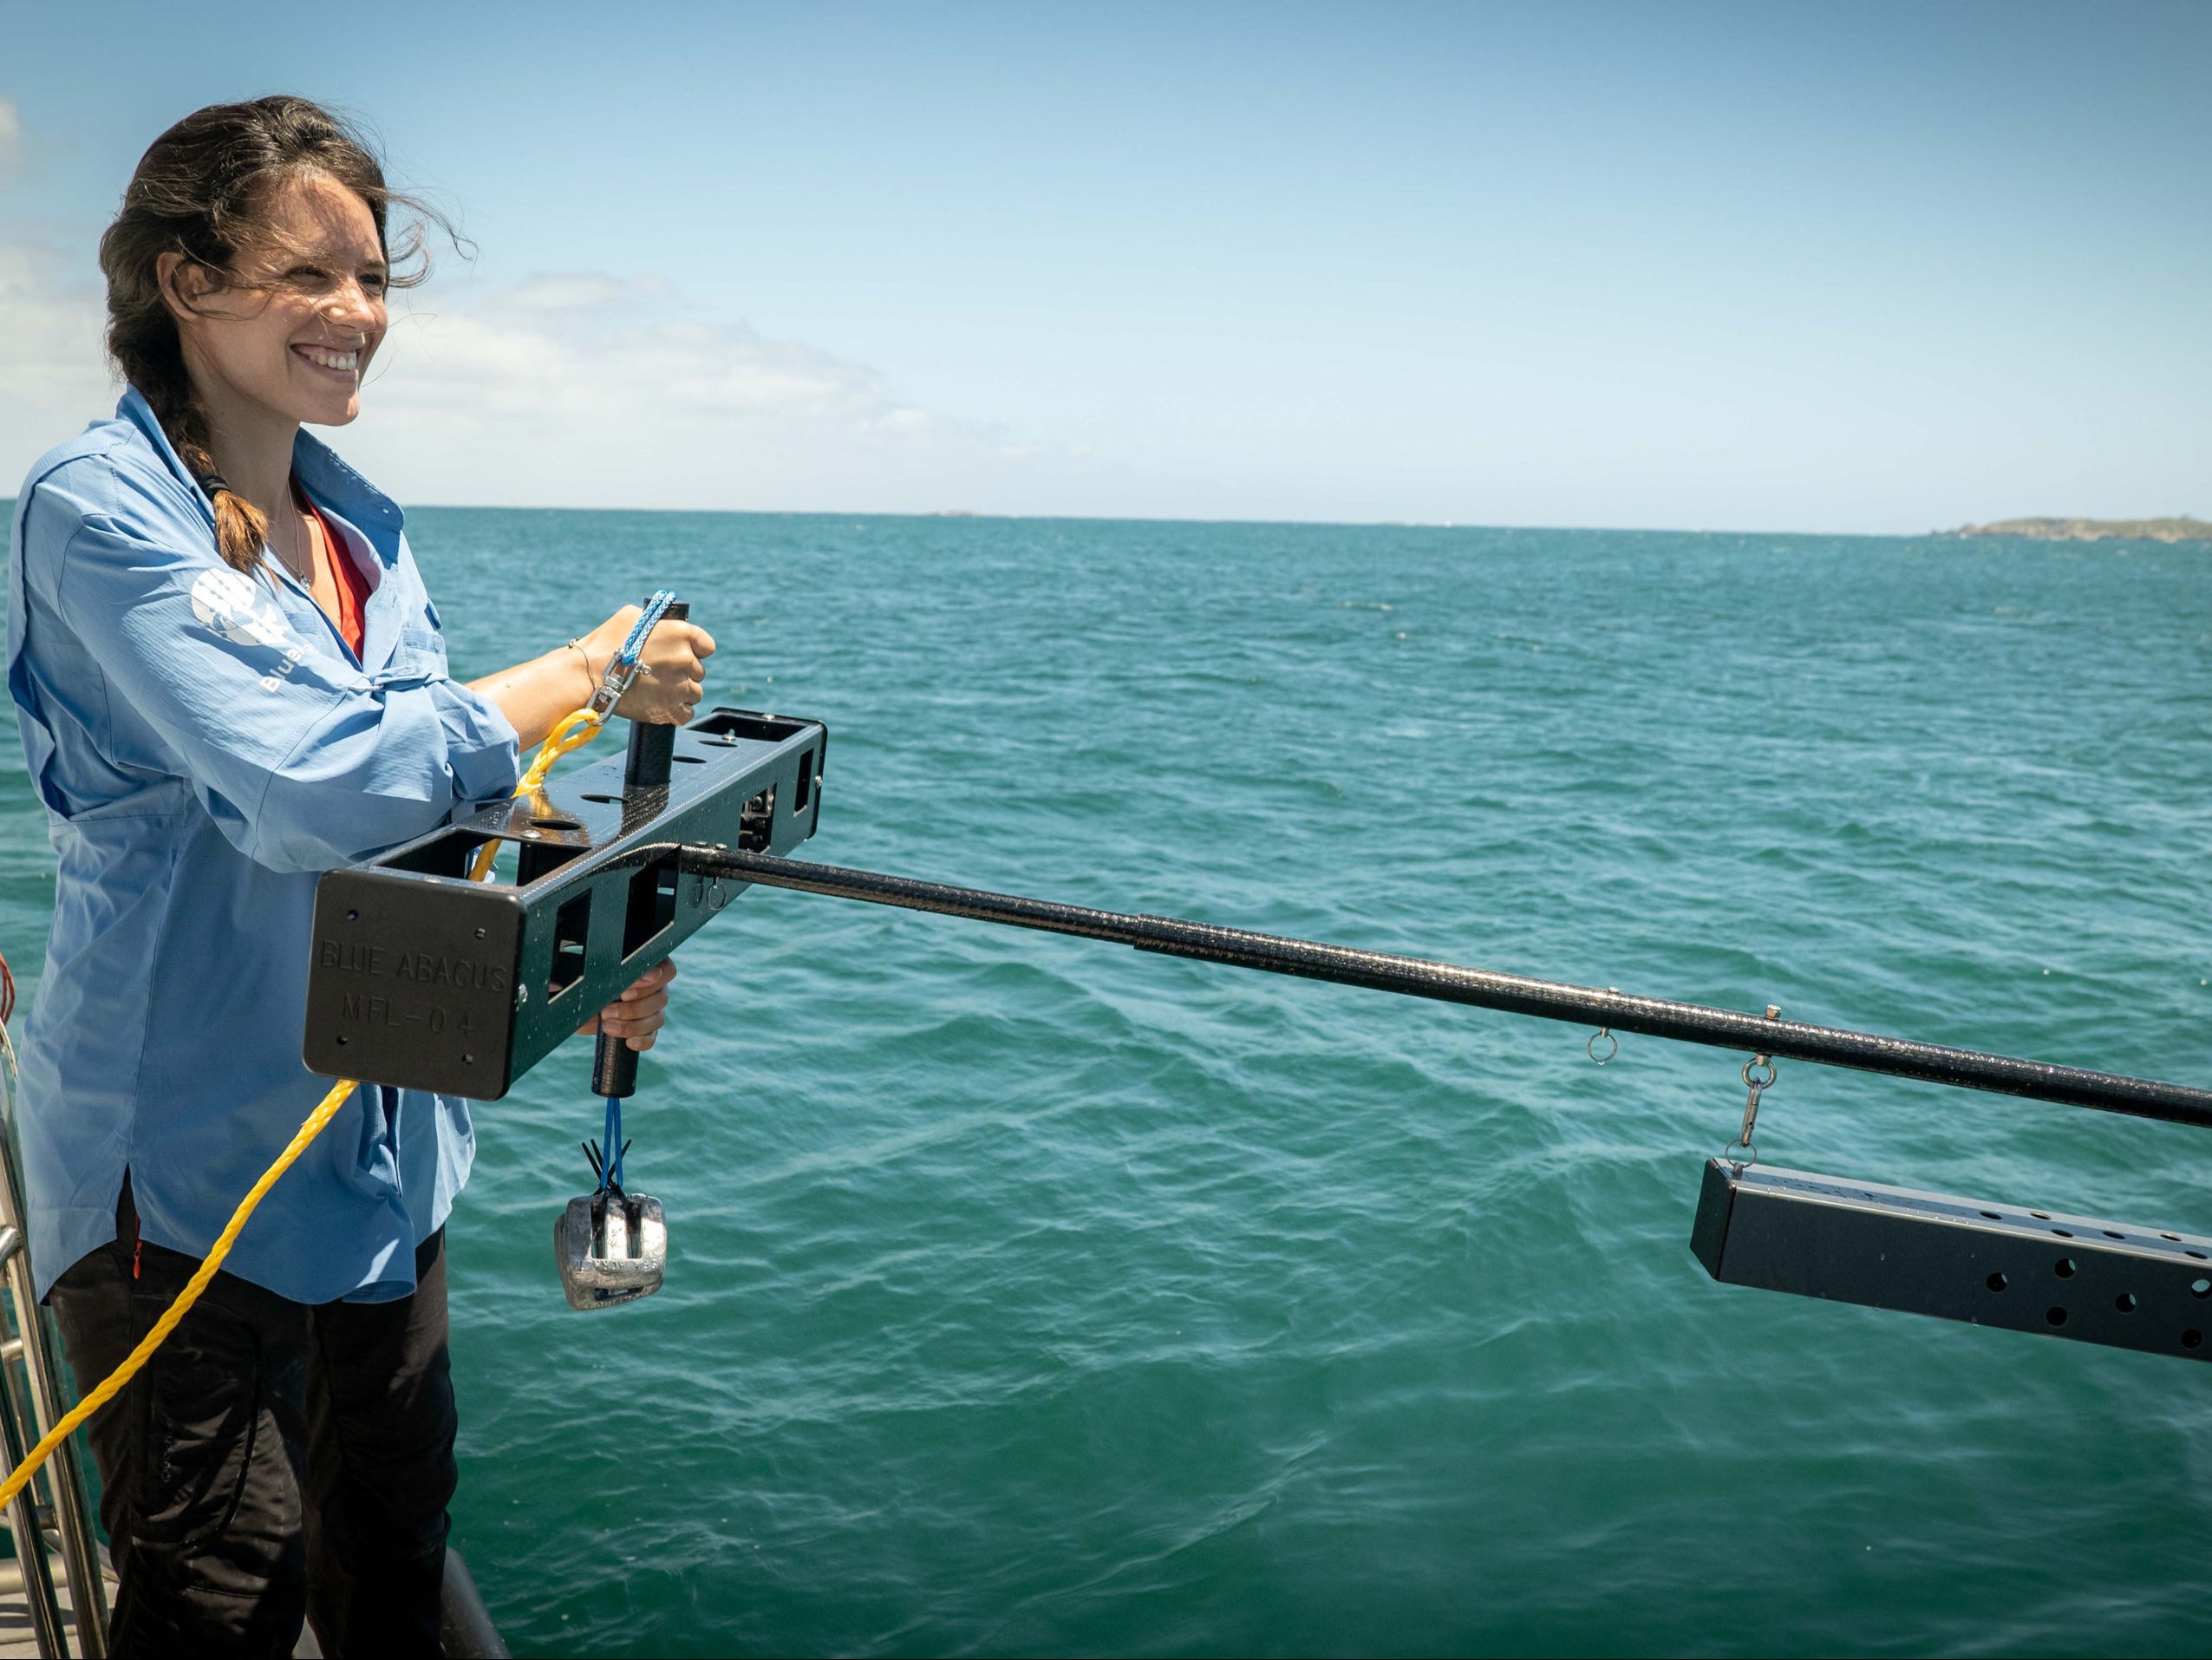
[554,1191,668,1310]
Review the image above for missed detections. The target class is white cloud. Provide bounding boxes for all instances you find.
[0,100,21,171]
[337,272,1062,510]
[0,253,1067,513]
[0,244,117,481]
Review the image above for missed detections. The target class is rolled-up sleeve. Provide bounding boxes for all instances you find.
[33,495,518,872]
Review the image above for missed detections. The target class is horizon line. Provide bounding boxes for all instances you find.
[4,496,2198,543]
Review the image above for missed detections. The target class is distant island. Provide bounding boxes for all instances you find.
[1948,516,2211,544]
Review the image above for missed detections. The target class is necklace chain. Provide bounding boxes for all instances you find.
[271,489,316,584]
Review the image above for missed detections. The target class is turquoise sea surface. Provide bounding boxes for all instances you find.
[3,511,2209,1657]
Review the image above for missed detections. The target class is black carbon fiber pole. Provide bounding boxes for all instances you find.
[680,845,2212,1133]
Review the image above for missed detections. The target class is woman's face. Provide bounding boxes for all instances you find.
[161,169,388,429]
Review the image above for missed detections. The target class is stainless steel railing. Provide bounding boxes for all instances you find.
[0,1042,107,1659]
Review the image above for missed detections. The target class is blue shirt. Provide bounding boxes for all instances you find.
[7,389,520,1303]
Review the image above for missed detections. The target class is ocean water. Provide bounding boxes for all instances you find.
[4,512,2210,1657]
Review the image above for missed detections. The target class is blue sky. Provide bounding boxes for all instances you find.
[3,1,2205,531]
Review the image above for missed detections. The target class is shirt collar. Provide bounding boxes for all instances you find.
[114,385,406,565]
[116,386,213,529]
[291,428,405,559]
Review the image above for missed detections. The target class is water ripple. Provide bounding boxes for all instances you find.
[7,514,2206,1655]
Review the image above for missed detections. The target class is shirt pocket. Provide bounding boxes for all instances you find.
[392,620,450,679]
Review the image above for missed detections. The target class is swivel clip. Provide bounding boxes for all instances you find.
[1723,1005,1782,1170]
[585,589,680,720]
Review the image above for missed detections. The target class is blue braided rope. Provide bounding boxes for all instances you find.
[614,590,677,674]
[601,1094,624,1192]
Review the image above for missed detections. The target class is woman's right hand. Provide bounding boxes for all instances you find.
[578,606,718,725]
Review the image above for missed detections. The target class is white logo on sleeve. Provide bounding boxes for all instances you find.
[190,568,298,652]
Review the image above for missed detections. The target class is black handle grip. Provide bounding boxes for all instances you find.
[621,598,688,791]
[592,1029,638,1099]
[591,596,689,1102]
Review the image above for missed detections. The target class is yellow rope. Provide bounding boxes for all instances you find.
[467,707,604,880]
[0,703,603,1513]
[0,1075,356,1510]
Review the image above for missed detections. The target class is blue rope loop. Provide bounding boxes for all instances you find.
[587,588,680,718]
[583,1096,630,1194]
[603,1094,626,1192]
[616,590,678,671]
[584,1097,632,1195]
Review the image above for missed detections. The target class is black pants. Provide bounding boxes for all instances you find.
[49,1187,456,1658]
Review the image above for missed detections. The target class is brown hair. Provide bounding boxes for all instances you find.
[98,96,441,572]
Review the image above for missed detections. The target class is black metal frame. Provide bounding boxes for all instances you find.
[302,709,825,1098]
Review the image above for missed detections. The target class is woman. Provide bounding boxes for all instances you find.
[5,97,715,1656]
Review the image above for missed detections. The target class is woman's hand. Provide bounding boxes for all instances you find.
[578,606,718,726]
[577,958,679,1052]
[469,610,718,749]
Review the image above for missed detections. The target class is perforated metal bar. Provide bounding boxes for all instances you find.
[1692,1160,2212,1363]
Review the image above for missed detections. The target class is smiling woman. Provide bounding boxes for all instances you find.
[7,96,714,1657]
[95,99,423,580]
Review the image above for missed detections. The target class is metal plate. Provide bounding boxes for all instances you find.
[1692,1158,2212,1363]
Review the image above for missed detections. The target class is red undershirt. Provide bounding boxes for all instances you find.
[303,501,371,658]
